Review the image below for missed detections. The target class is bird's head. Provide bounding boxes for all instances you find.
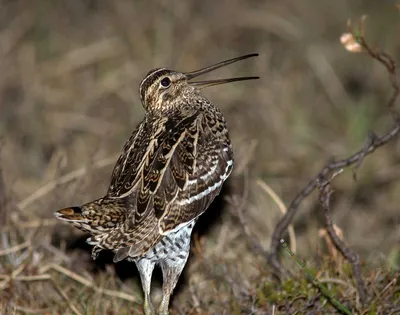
[139,53,259,113]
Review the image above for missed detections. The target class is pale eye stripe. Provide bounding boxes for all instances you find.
[139,68,167,91]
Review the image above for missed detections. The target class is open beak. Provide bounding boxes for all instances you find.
[186,53,259,88]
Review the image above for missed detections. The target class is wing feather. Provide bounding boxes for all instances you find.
[97,109,233,260]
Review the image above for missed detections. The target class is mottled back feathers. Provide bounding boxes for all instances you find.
[92,102,233,261]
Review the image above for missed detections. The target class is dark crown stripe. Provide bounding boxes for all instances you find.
[139,68,169,102]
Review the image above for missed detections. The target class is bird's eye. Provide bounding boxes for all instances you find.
[160,77,171,88]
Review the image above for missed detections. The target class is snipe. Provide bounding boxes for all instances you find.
[55,53,259,315]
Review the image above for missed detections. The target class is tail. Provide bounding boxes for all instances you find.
[55,198,131,260]
[54,206,86,222]
[54,206,93,233]
[55,197,128,234]
[55,205,103,259]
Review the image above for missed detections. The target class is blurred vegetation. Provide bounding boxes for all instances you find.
[0,0,399,314]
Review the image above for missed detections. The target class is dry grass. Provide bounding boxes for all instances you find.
[1,0,399,314]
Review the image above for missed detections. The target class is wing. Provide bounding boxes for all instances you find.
[157,116,234,233]
[95,109,233,260]
[107,115,168,197]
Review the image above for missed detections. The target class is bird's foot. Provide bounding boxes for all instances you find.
[144,298,155,315]
[158,296,170,315]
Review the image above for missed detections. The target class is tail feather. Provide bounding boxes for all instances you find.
[54,198,128,236]
[113,225,161,262]
[54,207,86,222]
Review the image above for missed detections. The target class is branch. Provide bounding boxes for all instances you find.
[226,169,269,257]
[268,17,400,279]
[317,170,367,304]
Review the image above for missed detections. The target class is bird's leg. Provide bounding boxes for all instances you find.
[135,259,156,315]
[158,256,189,315]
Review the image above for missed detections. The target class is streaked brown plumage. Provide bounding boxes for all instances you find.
[55,54,258,315]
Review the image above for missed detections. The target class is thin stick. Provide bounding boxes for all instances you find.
[226,169,268,257]
[0,262,27,290]
[40,264,94,288]
[17,155,118,210]
[317,174,367,304]
[318,278,349,286]
[257,179,296,253]
[5,218,57,232]
[268,18,400,279]
[14,274,52,281]
[0,241,30,256]
[378,276,397,298]
[51,279,83,315]
[96,287,137,303]
[42,264,137,303]
[10,305,52,314]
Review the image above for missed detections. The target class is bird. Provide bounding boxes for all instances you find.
[54,53,259,315]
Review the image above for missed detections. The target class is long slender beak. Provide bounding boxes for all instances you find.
[186,53,259,88]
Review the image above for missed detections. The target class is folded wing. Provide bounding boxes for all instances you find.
[92,109,233,261]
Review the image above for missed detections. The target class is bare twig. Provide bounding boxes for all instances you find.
[0,262,27,290]
[12,274,52,281]
[318,278,349,287]
[318,225,344,268]
[226,169,268,257]
[257,179,296,253]
[51,279,83,315]
[17,155,118,210]
[0,241,29,256]
[40,264,138,303]
[10,305,52,314]
[40,37,125,78]
[0,12,34,58]
[5,218,57,231]
[317,170,367,304]
[268,18,400,279]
